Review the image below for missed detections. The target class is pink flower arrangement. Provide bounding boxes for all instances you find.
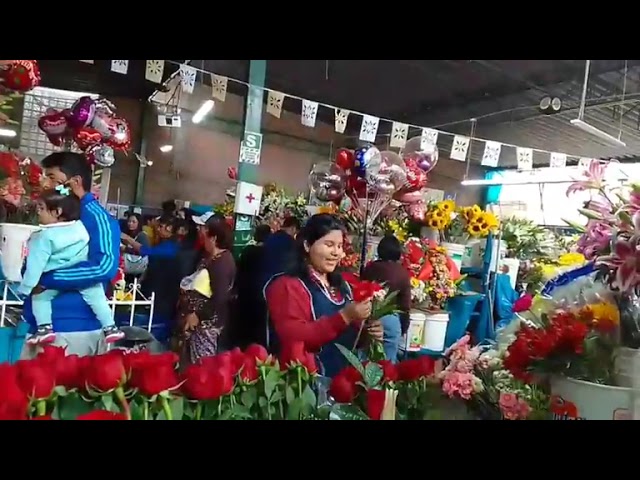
[440,335,484,400]
[498,392,532,420]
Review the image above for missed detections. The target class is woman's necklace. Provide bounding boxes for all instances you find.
[308,266,339,300]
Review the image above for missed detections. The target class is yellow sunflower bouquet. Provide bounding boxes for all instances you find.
[424,200,500,242]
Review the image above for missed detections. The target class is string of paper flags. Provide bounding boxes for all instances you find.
[80,60,596,171]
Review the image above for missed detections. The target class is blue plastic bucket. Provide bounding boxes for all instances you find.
[0,322,29,364]
[445,293,482,349]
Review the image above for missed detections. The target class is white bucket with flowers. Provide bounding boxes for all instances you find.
[550,376,632,420]
[0,223,40,282]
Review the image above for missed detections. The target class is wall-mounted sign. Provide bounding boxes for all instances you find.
[239,131,263,165]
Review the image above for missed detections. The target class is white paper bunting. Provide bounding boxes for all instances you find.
[266,91,285,118]
[145,60,165,83]
[450,135,470,162]
[110,60,129,75]
[359,115,380,143]
[301,100,319,127]
[550,152,567,168]
[390,122,408,148]
[335,109,350,134]
[481,141,502,167]
[420,128,439,150]
[578,157,592,169]
[179,64,197,94]
[211,75,228,102]
[79,60,94,64]
[516,148,533,171]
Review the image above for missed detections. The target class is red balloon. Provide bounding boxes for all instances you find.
[347,174,366,198]
[104,116,131,152]
[335,149,355,171]
[0,60,40,92]
[74,127,103,151]
[402,157,427,192]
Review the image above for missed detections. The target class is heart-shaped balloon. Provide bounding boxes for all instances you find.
[402,157,427,192]
[86,144,116,167]
[335,149,355,171]
[404,145,439,174]
[38,110,68,137]
[0,60,40,92]
[104,116,131,151]
[74,127,103,151]
[66,96,96,130]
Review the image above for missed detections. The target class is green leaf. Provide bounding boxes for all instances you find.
[170,396,184,420]
[270,390,284,403]
[57,392,95,420]
[301,384,316,409]
[101,394,116,412]
[285,386,297,404]
[335,344,365,375]
[363,362,383,389]
[330,403,369,420]
[241,389,257,408]
[264,368,281,399]
[53,386,68,397]
[286,397,304,420]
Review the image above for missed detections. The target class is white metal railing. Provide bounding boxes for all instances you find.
[0,277,156,330]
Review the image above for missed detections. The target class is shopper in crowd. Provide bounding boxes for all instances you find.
[264,214,382,378]
[121,213,149,285]
[121,215,181,339]
[261,216,301,286]
[361,234,411,363]
[20,151,121,359]
[232,224,272,348]
[175,217,236,365]
[161,199,177,217]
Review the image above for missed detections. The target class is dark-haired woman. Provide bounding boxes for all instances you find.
[175,218,236,364]
[362,234,411,363]
[121,213,149,284]
[265,214,383,378]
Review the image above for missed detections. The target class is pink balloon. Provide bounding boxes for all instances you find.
[394,190,424,204]
[408,201,427,222]
[38,110,68,136]
[66,96,96,129]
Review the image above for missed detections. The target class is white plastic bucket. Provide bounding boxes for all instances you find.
[0,223,40,282]
[478,238,507,272]
[614,347,640,388]
[441,243,465,271]
[404,312,426,352]
[422,312,450,352]
[550,376,632,420]
[462,239,482,268]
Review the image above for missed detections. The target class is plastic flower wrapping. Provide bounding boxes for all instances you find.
[258,183,308,231]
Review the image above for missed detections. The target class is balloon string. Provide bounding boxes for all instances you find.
[359,184,370,277]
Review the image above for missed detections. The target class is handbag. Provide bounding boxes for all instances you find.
[123,234,149,276]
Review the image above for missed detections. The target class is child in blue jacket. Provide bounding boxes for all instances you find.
[18,186,124,345]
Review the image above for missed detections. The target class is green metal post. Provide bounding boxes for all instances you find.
[233,60,266,257]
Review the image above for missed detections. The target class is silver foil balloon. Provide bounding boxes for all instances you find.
[402,136,439,174]
[309,162,347,202]
[367,150,406,194]
[88,144,116,167]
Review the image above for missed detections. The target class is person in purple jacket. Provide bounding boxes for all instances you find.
[20,152,120,359]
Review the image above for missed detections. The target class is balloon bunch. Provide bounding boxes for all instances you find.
[37,96,131,168]
[0,60,41,93]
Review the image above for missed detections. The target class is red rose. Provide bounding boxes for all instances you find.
[85,354,125,392]
[0,365,29,420]
[366,389,386,420]
[229,348,245,374]
[301,353,318,375]
[76,410,128,420]
[16,360,56,400]
[37,345,66,365]
[239,357,259,383]
[342,365,362,383]
[377,360,398,383]
[245,344,269,364]
[350,280,383,302]
[181,364,220,401]
[513,294,533,313]
[280,341,306,369]
[329,374,358,403]
[55,355,86,391]
[130,363,180,397]
[397,357,435,382]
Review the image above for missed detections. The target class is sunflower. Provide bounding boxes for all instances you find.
[580,302,620,330]
[460,205,482,222]
[438,200,456,213]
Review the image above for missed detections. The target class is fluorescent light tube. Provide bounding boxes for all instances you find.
[192,100,215,124]
[0,128,17,137]
[570,118,626,148]
[159,145,173,153]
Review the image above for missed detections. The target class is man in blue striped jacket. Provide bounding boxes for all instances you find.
[20,152,121,358]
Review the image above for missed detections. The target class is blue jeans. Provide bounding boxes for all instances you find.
[380,314,401,364]
[32,285,114,329]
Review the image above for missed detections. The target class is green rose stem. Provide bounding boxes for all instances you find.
[195,403,203,420]
[35,400,47,417]
[160,397,172,420]
[114,387,131,420]
[143,402,150,421]
[259,366,272,420]
[297,369,303,420]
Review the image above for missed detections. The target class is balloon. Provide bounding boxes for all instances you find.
[73,127,103,151]
[227,167,238,180]
[347,174,367,198]
[0,60,40,92]
[404,145,439,174]
[335,149,355,171]
[402,156,428,192]
[339,195,352,212]
[66,96,96,130]
[309,162,347,202]
[394,190,424,204]
[368,150,407,194]
[46,134,64,147]
[104,116,131,151]
[38,110,68,137]
[86,144,115,167]
[353,145,381,178]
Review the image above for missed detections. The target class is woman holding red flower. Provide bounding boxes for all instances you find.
[265,214,383,378]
